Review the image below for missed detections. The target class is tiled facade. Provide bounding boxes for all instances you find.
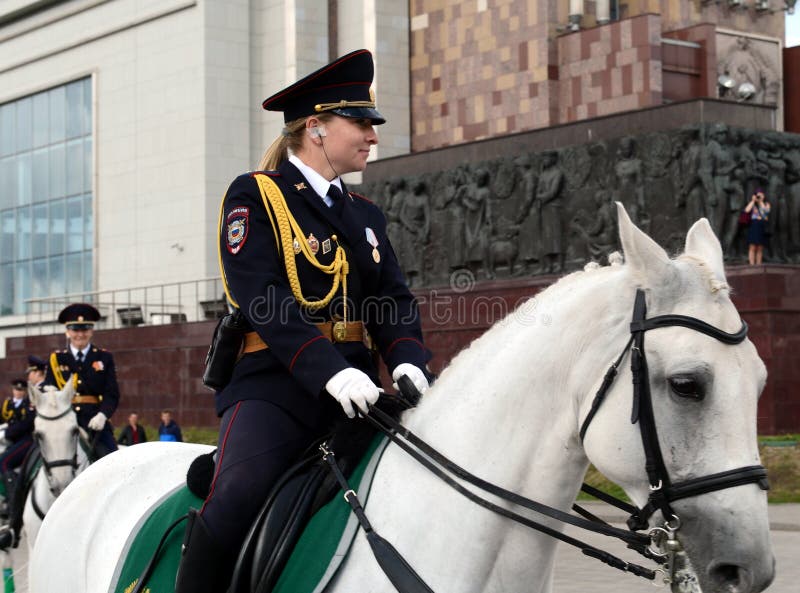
[409,0,786,151]
[557,13,662,122]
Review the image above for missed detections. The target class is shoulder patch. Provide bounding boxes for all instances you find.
[226,206,250,254]
[348,191,373,204]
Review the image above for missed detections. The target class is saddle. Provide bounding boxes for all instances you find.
[182,393,411,593]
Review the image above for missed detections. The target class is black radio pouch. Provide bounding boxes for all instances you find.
[202,308,249,392]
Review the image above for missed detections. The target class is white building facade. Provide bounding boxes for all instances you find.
[0,0,410,355]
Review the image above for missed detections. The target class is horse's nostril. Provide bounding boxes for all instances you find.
[709,563,752,593]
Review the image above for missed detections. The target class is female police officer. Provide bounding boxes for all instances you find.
[175,49,431,593]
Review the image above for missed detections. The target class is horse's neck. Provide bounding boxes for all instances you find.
[372,269,630,590]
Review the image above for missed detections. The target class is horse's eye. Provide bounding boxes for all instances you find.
[668,376,705,401]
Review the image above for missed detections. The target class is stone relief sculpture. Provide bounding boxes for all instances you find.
[703,123,738,238]
[458,167,493,278]
[571,188,617,261]
[535,151,565,274]
[718,36,780,105]
[613,137,648,233]
[514,154,540,274]
[397,180,431,287]
[361,125,800,287]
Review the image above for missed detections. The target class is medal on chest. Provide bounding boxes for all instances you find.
[365,227,380,263]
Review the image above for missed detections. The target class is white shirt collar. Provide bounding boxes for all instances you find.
[70,344,91,359]
[288,154,343,207]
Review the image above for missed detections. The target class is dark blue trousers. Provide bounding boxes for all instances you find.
[199,400,328,558]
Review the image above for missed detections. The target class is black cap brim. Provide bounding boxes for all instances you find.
[66,323,94,331]
[330,107,385,125]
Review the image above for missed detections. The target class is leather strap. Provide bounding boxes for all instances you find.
[242,321,369,354]
[72,395,101,405]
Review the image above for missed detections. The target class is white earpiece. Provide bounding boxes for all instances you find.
[309,126,327,138]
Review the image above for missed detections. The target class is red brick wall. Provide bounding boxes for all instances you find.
[2,267,798,434]
[556,13,663,122]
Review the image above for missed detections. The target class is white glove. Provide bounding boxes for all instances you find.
[392,363,429,395]
[88,411,107,431]
[325,368,381,418]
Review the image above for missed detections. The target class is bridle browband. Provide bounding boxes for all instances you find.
[579,289,769,530]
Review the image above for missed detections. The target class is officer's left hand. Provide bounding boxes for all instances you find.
[87,411,107,431]
[392,364,429,395]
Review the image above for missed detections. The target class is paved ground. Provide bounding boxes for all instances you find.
[5,504,798,592]
[553,503,800,593]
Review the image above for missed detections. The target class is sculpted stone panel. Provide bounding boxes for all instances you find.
[357,127,800,287]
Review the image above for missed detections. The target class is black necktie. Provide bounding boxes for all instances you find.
[327,185,344,216]
[76,351,84,363]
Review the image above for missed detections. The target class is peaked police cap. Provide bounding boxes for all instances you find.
[26,355,46,373]
[262,49,385,125]
[58,303,101,329]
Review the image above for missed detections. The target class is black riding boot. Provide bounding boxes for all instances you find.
[175,508,231,593]
[1,473,17,524]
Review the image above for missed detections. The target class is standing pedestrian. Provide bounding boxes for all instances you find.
[157,410,182,442]
[745,190,771,265]
[117,412,147,446]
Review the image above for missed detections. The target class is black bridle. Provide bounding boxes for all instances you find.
[33,405,81,490]
[579,289,769,530]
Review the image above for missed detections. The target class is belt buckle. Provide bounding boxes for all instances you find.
[332,321,347,342]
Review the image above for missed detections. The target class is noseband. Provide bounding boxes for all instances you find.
[579,289,769,531]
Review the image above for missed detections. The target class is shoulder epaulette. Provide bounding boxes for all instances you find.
[248,170,280,178]
[348,191,373,204]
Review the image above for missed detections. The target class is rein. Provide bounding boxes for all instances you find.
[339,289,769,589]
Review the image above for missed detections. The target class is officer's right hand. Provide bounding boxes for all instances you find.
[325,368,380,418]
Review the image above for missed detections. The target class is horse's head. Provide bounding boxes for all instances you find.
[29,380,85,496]
[581,205,773,593]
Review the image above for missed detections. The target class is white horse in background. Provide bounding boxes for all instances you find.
[22,380,90,547]
[30,206,774,593]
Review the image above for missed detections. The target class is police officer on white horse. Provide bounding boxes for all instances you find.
[175,49,432,593]
[44,303,120,458]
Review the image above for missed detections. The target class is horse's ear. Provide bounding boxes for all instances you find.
[683,217,727,283]
[63,376,76,400]
[616,202,672,285]
[28,384,39,408]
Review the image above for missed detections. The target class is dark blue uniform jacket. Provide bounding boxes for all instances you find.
[217,160,430,424]
[44,347,120,429]
[2,397,34,443]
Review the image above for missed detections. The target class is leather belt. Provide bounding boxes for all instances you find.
[243,321,370,354]
[72,395,102,405]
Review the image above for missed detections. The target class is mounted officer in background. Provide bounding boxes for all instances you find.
[44,303,120,458]
[26,355,47,391]
[0,379,35,525]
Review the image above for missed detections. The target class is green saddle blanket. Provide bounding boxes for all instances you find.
[113,435,389,593]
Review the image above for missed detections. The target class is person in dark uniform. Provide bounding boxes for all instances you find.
[25,355,47,390]
[43,303,120,458]
[175,49,432,593]
[0,379,35,520]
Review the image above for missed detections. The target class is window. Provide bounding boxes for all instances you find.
[0,77,93,315]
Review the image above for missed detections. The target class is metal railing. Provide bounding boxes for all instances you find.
[24,276,228,335]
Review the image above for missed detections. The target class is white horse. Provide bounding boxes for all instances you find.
[22,380,91,548]
[30,206,773,593]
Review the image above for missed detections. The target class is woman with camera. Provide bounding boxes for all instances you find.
[744,190,771,265]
